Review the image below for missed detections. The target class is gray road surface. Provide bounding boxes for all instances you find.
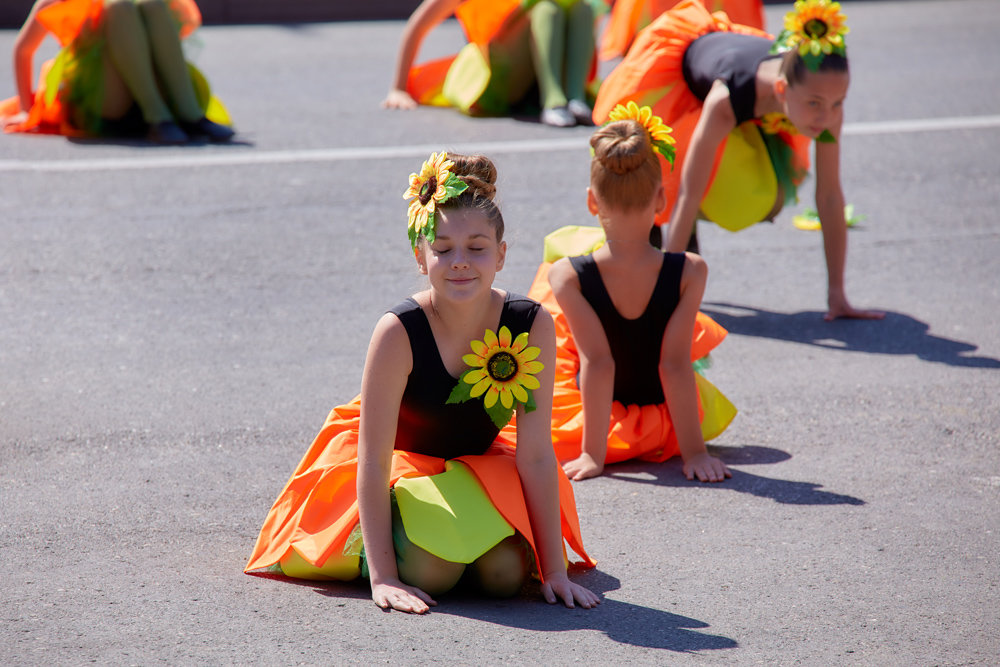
[2,1,998,664]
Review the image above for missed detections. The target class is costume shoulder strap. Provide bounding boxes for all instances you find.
[568,254,615,315]
[647,252,685,322]
[499,292,541,338]
[656,252,685,298]
[387,297,433,355]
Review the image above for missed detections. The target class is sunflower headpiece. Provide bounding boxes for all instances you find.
[447,326,544,429]
[771,0,849,72]
[605,101,677,166]
[402,151,469,248]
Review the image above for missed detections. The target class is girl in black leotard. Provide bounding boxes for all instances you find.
[594,0,883,322]
[535,107,734,482]
[245,153,598,614]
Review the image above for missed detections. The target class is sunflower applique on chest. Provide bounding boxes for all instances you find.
[446,326,544,429]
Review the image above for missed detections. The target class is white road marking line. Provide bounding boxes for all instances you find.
[2,114,998,173]
[843,115,1000,135]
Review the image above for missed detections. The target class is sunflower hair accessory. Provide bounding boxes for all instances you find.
[446,326,544,429]
[759,112,799,138]
[771,0,849,72]
[606,101,677,166]
[402,151,469,248]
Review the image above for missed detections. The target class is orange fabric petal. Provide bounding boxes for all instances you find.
[245,395,595,579]
[459,444,596,574]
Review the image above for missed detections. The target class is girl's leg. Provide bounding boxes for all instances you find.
[564,1,594,104]
[99,50,137,121]
[529,1,569,112]
[135,0,203,123]
[102,0,173,124]
[391,501,466,595]
[470,535,529,598]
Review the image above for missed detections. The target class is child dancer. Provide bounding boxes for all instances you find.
[527,103,735,482]
[245,152,599,614]
[383,0,598,127]
[593,0,883,321]
[2,0,233,143]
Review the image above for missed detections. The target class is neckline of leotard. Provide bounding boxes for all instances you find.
[404,291,511,381]
[588,253,670,323]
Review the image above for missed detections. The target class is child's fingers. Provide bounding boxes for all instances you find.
[558,587,576,609]
[573,585,600,608]
[541,582,558,605]
[410,587,437,606]
[393,593,429,614]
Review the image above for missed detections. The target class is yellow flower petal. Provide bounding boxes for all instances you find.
[497,326,512,348]
[464,368,488,385]
[469,339,488,357]
[483,329,498,347]
[408,200,429,234]
[519,346,541,362]
[510,383,527,404]
[521,361,544,376]
[463,354,485,367]
[510,331,529,353]
[470,375,492,397]
[519,373,541,391]
[499,386,514,409]
[484,385,499,408]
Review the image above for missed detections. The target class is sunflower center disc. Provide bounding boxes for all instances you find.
[419,176,437,206]
[804,18,828,39]
[487,352,518,382]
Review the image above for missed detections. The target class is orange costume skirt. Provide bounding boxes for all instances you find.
[1,0,228,137]
[525,227,737,465]
[599,0,764,60]
[593,0,811,230]
[407,0,599,115]
[245,397,595,581]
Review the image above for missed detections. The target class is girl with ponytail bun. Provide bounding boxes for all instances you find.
[526,106,735,482]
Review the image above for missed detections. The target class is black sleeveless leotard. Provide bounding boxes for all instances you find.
[569,252,685,407]
[682,31,781,124]
[388,292,540,459]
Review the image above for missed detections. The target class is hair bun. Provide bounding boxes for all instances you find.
[447,153,497,201]
[590,121,651,175]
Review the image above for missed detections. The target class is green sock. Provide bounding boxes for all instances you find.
[529,1,568,110]
[565,1,595,102]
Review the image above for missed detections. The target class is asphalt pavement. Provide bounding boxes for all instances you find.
[2,1,998,664]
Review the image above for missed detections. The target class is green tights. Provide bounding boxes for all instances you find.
[528,0,595,110]
[102,0,202,124]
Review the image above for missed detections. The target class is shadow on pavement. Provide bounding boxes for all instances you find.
[431,569,738,652]
[702,303,1000,369]
[257,557,737,651]
[605,448,866,506]
[67,136,255,148]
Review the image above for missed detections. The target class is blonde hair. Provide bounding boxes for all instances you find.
[589,120,662,212]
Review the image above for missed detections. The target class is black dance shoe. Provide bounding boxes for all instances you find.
[179,117,235,143]
[147,121,189,145]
